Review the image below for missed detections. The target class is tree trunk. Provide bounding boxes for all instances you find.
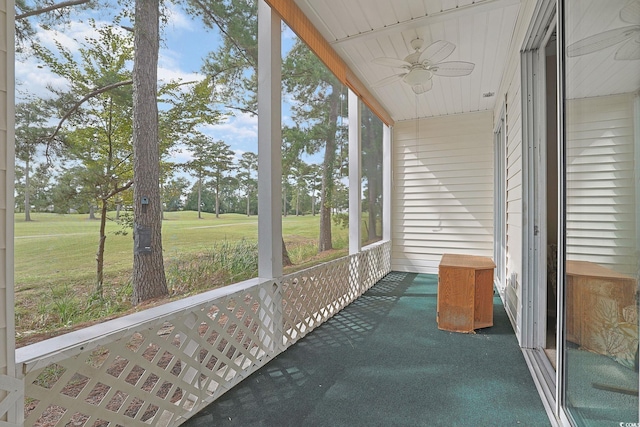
[246,193,250,217]
[89,204,96,219]
[160,181,165,220]
[116,202,122,219]
[96,198,108,298]
[368,178,377,241]
[296,187,300,216]
[131,0,168,305]
[318,88,340,252]
[282,187,287,217]
[197,176,202,219]
[215,179,220,218]
[282,237,292,267]
[24,158,31,221]
[362,116,378,241]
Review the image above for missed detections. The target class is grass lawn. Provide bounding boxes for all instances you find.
[14,210,349,342]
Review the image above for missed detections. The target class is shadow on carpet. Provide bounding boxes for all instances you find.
[183,272,550,427]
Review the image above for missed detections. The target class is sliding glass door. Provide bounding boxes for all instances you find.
[561,0,640,424]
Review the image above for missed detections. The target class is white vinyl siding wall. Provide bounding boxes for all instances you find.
[391,111,494,274]
[490,0,541,337]
[566,93,638,276]
[503,65,523,333]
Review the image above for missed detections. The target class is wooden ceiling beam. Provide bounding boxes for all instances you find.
[263,0,394,126]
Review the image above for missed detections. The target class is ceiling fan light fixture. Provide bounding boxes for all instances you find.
[371,39,473,92]
[403,68,433,85]
[410,37,424,51]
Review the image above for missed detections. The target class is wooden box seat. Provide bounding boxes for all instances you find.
[437,254,495,333]
[566,260,637,367]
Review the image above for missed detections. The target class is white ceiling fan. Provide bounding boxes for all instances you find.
[567,0,640,60]
[371,38,475,94]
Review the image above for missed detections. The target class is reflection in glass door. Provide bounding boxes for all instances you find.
[562,0,639,424]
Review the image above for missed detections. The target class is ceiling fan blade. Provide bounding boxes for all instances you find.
[412,80,433,94]
[615,37,640,60]
[372,57,411,68]
[567,26,638,57]
[372,73,406,88]
[419,40,455,64]
[430,61,475,77]
[620,0,640,25]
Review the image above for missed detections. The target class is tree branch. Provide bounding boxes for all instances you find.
[112,153,133,172]
[224,105,257,116]
[48,79,133,142]
[191,0,255,67]
[16,0,90,20]
[104,179,134,200]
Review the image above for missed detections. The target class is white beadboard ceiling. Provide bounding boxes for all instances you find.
[564,0,640,100]
[294,0,523,122]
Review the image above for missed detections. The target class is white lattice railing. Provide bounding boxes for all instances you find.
[281,241,391,345]
[15,240,391,427]
[0,374,23,425]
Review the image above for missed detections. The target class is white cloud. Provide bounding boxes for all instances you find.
[200,113,258,152]
[15,57,69,100]
[37,19,123,53]
[169,149,194,164]
[164,4,193,32]
[206,113,257,134]
[16,19,129,100]
[157,65,204,85]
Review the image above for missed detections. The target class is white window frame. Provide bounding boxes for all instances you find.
[494,105,507,296]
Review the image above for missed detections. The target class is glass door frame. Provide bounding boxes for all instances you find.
[556,0,567,420]
[520,0,557,392]
[557,0,639,423]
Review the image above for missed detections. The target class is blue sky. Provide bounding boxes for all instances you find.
[15,2,300,175]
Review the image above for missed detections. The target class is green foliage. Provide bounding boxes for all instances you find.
[28,281,131,334]
[14,98,56,161]
[33,21,138,297]
[49,166,89,214]
[14,0,96,53]
[286,239,320,264]
[14,98,58,219]
[332,212,348,229]
[210,238,258,279]
[110,211,133,236]
[159,77,222,144]
[187,0,258,112]
[361,107,384,240]
[166,239,258,295]
[32,363,66,389]
[50,284,81,326]
[162,177,190,212]
[181,135,236,217]
[237,151,258,216]
[15,212,351,342]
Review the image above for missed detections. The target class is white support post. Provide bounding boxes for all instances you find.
[257,0,282,280]
[0,0,19,424]
[382,124,392,242]
[348,89,361,255]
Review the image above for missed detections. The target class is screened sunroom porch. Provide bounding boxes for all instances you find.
[1,0,640,426]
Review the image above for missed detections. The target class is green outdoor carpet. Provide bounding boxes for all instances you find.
[183,272,551,427]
